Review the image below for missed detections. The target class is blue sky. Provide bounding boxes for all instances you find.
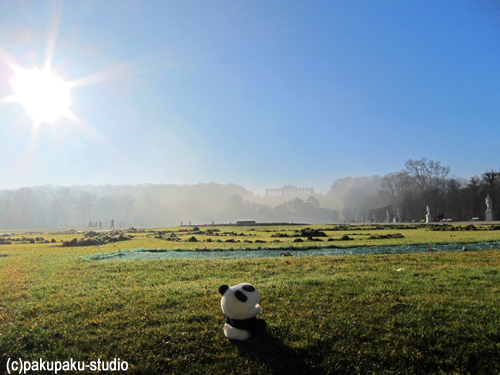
[0,0,499,194]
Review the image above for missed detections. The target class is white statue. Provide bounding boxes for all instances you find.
[385,210,390,223]
[426,205,433,223]
[396,208,401,223]
[486,195,493,211]
[373,214,376,222]
[486,195,494,221]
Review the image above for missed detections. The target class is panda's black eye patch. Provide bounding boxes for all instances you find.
[242,285,255,292]
[235,290,248,303]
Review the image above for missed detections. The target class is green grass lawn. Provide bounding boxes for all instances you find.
[1,224,500,374]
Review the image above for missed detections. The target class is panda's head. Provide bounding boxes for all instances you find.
[219,283,261,320]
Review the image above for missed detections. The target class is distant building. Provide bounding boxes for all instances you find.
[265,184,314,197]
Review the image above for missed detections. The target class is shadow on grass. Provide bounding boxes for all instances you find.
[230,330,315,375]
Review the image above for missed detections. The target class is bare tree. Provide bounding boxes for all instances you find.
[379,171,412,207]
[12,187,36,229]
[481,170,499,219]
[445,178,463,220]
[468,176,481,191]
[33,190,49,228]
[56,188,73,227]
[405,158,451,197]
[76,191,97,226]
[119,195,135,224]
[341,176,382,221]
[461,177,481,220]
[99,196,117,223]
[50,195,62,228]
[482,170,499,195]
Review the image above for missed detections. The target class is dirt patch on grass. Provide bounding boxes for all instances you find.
[62,232,132,247]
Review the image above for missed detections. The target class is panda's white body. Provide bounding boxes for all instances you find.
[219,283,267,340]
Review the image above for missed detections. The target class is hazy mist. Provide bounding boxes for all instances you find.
[0,158,497,230]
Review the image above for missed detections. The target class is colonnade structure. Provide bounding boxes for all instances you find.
[265,184,314,197]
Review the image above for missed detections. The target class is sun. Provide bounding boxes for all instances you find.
[11,67,71,124]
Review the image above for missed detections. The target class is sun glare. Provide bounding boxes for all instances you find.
[11,67,71,124]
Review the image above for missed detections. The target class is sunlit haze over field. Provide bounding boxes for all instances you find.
[0,1,499,194]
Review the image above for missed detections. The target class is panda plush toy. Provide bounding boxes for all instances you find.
[219,283,267,340]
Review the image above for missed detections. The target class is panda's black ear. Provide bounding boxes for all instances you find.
[235,290,248,303]
[219,284,229,296]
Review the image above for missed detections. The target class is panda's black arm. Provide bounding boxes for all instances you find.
[226,317,267,335]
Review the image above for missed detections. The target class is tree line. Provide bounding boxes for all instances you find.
[0,186,137,230]
[224,194,339,223]
[0,159,497,229]
[0,181,339,230]
[339,158,499,222]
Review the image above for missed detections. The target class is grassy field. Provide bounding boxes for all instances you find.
[1,223,500,374]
